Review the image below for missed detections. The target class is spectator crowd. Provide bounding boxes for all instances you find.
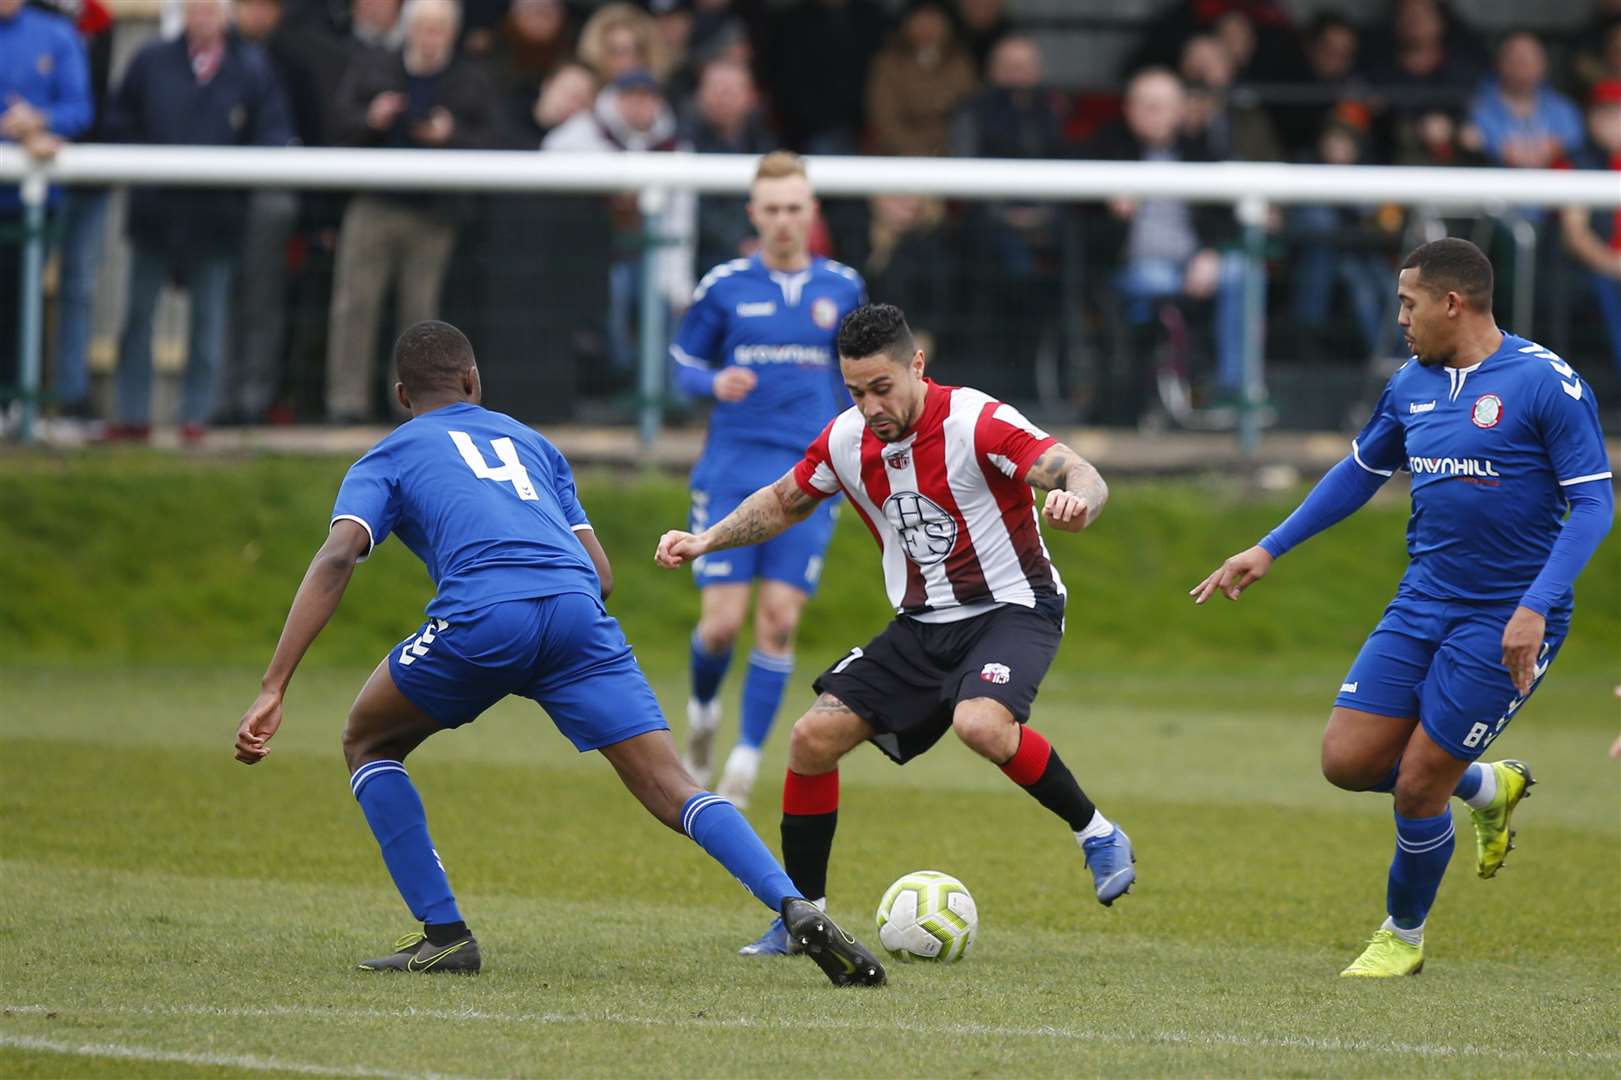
[2,0,1619,437]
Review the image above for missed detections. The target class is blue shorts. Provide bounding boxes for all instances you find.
[1335,589,1568,761]
[688,487,837,595]
[387,592,669,751]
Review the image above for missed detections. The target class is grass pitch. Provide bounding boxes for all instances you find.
[1,453,1617,1077]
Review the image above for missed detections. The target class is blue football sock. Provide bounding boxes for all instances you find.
[352,760,462,926]
[681,793,798,912]
[1452,762,1485,801]
[690,631,733,705]
[1386,809,1455,931]
[739,650,793,750]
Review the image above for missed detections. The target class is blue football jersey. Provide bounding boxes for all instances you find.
[331,402,600,618]
[671,254,866,492]
[1351,334,1612,607]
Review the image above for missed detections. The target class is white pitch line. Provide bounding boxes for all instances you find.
[0,1030,473,1079]
[6,1001,1618,1065]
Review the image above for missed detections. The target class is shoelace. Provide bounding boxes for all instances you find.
[393,931,427,952]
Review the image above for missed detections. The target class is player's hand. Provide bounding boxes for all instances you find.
[1190,545,1273,604]
[712,367,757,402]
[1500,605,1546,697]
[1041,489,1090,531]
[655,529,705,569]
[234,689,284,764]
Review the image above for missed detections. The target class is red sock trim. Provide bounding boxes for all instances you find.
[1000,727,1051,787]
[782,769,839,816]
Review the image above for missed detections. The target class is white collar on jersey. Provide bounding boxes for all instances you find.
[768,268,812,306]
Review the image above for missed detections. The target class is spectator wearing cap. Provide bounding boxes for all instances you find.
[0,0,91,423]
[103,0,292,442]
[324,0,502,423]
[681,59,776,274]
[866,0,978,158]
[1560,80,1621,375]
[544,68,696,378]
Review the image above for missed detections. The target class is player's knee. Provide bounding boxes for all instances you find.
[696,616,742,653]
[788,715,841,772]
[1392,767,1450,817]
[755,606,799,654]
[951,703,1014,759]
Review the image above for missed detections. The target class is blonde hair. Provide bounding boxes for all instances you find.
[577,2,670,80]
[753,150,808,183]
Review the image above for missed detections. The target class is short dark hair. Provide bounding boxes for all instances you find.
[1400,238,1494,311]
[394,320,475,398]
[836,303,915,364]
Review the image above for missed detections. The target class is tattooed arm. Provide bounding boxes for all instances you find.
[655,472,820,568]
[1024,442,1109,532]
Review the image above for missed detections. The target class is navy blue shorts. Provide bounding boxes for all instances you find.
[387,592,669,751]
[688,487,837,595]
[1335,589,1568,761]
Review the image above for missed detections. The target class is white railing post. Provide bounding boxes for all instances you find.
[637,186,669,451]
[1236,196,1269,458]
[16,166,48,444]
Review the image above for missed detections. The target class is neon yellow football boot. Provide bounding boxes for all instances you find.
[1339,929,1424,977]
[1470,759,1534,879]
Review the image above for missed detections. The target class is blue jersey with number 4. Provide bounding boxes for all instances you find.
[671,255,865,492]
[1351,334,1612,607]
[331,402,599,618]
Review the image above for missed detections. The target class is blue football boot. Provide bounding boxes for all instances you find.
[738,916,794,956]
[1081,826,1136,906]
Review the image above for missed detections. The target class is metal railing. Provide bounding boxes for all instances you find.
[5,144,1617,448]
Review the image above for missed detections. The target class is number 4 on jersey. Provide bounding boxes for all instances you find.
[449,430,539,500]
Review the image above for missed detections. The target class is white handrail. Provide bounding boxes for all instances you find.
[1,144,1617,207]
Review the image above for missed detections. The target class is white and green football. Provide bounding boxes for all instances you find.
[875,870,977,962]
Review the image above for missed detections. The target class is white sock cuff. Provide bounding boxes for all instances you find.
[1463,762,1497,810]
[1380,916,1424,946]
[350,759,408,800]
[1075,810,1114,843]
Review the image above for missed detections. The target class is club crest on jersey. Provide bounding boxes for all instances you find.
[1471,393,1503,429]
[980,662,1011,684]
[812,297,839,330]
[882,491,957,565]
[884,449,910,469]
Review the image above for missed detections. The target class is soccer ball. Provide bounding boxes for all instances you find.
[875,870,977,962]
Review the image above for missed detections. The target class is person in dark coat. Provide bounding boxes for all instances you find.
[323,0,502,422]
[103,0,292,439]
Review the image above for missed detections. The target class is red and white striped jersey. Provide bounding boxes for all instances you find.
[792,378,1066,622]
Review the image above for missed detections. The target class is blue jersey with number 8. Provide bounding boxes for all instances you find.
[331,402,600,618]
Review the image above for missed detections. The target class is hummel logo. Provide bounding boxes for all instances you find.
[1409,401,1435,414]
[1340,681,1359,694]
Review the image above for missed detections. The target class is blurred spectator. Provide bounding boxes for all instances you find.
[1084,68,1245,399]
[950,35,1065,374]
[1366,0,1484,160]
[1286,110,1402,363]
[957,0,1013,75]
[1126,1,1297,84]
[866,0,978,157]
[651,0,699,102]
[577,2,669,84]
[28,0,110,427]
[544,69,696,378]
[862,195,953,346]
[762,0,885,154]
[102,0,290,441]
[350,0,405,49]
[531,60,597,140]
[1177,33,1280,160]
[1560,80,1621,374]
[1269,12,1364,160]
[1464,33,1583,171]
[485,0,576,144]
[325,0,500,422]
[219,0,304,426]
[0,0,90,421]
[682,59,776,274]
[1569,4,1621,101]
[458,0,515,57]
